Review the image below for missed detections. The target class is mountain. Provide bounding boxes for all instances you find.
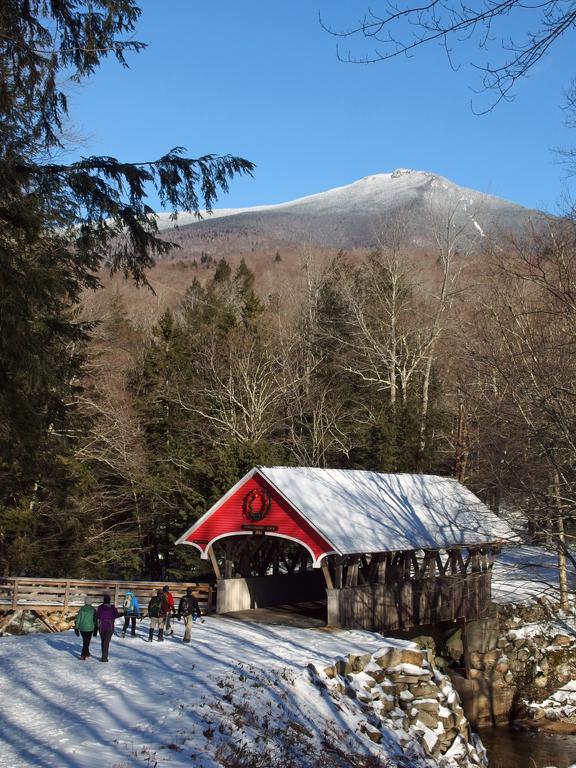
[154,169,550,257]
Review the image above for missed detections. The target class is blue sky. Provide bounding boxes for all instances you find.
[66,1,574,214]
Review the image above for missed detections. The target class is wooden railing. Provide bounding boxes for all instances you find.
[0,577,216,614]
[331,571,492,632]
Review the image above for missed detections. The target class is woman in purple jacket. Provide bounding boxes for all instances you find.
[96,593,120,662]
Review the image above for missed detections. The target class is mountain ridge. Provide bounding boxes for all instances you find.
[153,169,552,259]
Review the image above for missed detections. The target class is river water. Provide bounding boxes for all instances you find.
[478,727,576,768]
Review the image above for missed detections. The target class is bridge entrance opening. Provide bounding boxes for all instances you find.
[211,534,327,623]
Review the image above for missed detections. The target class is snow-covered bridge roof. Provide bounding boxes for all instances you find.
[177,466,518,566]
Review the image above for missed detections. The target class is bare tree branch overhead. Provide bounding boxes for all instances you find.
[320,0,576,110]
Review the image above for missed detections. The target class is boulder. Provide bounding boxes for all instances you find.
[362,723,382,744]
[397,648,427,667]
[364,662,387,684]
[336,657,353,676]
[553,634,573,647]
[469,651,484,670]
[374,696,395,716]
[412,709,440,730]
[438,710,455,730]
[483,649,500,666]
[412,721,440,755]
[323,664,337,679]
[411,682,440,698]
[373,648,396,669]
[349,652,372,672]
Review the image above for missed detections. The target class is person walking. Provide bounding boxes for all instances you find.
[147,589,165,642]
[121,590,141,638]
[161,585,175,636]
[96,593,119,662]
[74,596,98,659]
[177,587,203,644]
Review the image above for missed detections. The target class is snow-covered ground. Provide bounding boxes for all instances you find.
[492,545,572,604]
[0,617,427,768]
[1,544,572,766]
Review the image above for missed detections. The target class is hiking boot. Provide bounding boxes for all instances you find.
[130,631,136,637]
[148,628,153,642]
[121,631,126,638]
[158,629,164,642]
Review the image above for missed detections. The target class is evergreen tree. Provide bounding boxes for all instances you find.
[234,257,255,294]
[0,1,253,576]
[213,258,232,284]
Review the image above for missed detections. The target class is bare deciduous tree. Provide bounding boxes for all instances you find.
[461,227,576,607]
[321,1,576,110]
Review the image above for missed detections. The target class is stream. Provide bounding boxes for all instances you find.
[478,727,576,768]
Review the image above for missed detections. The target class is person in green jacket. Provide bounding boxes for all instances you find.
[74,596,98,660]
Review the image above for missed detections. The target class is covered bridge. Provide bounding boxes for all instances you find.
[176,467,517,632]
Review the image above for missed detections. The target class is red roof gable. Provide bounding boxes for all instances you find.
[176,469,335,567]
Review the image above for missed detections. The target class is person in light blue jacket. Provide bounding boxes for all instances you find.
[121,590,141,637]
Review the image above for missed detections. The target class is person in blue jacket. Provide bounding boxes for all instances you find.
[121,590,141,638]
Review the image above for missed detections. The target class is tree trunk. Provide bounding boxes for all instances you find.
[554,471,570,612]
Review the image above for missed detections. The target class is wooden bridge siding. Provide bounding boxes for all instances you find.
[337,572,491,632]
[0,578,216,614]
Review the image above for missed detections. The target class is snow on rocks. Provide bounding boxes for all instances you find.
[528,681,576,722]
[316,645,486,767]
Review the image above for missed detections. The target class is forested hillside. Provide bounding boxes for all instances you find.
[4,221,574,587]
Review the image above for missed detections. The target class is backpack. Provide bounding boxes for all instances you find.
[160,593,171,615]
[123,594,134,611]
[148,595,162,618]
[181,595,199,617]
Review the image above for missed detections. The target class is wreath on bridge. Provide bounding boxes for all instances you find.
[243,488,271,522]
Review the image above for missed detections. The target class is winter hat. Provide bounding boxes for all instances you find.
[84,596,92,605]
[103,593,111,604]
[186,587,193,595]
[162,585,169,593]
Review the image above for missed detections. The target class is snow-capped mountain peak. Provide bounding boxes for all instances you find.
[155,170,550,253]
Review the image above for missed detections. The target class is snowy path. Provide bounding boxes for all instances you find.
[0,617,406,767]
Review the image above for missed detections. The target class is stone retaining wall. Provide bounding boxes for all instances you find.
[456,602,576,727]
[310,645,487,767]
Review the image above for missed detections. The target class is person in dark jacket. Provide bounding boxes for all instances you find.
[147,589,165,642]
[177,587,203,643]
[96,593,119,662]
[74,596,98,659]
[121,590,141,638]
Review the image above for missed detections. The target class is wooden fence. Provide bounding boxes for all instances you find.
[331,571,491,632]
[0,577,216,615]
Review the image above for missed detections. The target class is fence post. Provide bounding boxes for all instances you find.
[207,585,214,613]
[64,581,70,610]
[11,579,18,610]
[114,582,120,608]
